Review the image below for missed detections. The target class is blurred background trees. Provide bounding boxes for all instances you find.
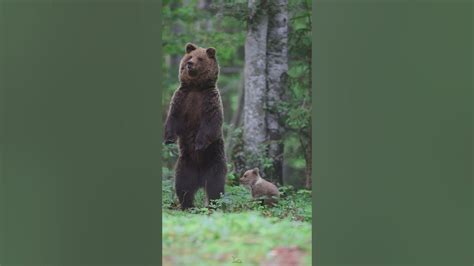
[162,0,312,189]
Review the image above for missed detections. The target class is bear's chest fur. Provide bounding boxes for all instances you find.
[182,90,203,130]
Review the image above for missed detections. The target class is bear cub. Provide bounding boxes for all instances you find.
[164,43,227,210]
[240,168,279,206]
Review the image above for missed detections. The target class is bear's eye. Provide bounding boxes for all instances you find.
[244,175,247,177]
[198,57,203,61]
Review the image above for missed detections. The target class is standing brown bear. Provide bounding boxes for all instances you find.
[164,43,226,210]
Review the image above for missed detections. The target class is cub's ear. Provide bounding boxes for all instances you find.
[206,47,216,58]
[185,43,197,53]
[252,168,259,175]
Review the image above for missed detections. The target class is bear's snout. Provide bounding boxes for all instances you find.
[186,61,197,76]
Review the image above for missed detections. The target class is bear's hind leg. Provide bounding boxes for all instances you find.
[203,162,226,206]
[175,159,199,210]
[176,180,198,210]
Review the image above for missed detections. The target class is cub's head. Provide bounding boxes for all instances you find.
[179,43,219,87]
[240,168,260,186]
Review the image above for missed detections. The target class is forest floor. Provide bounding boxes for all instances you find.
[162,211,311,265]
[162,184,312,266]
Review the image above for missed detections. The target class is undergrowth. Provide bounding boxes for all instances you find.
[162,146,312,265]
[162,177,312,223]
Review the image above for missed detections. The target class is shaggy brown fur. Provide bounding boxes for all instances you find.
[240,168,279,206]
[164,43,226,209]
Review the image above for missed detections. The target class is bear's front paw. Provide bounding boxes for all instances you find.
[195,137,208,151]
[164,138,176,145]
[164,130,177,145]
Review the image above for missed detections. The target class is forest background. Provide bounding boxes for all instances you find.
[162,0,312,189]
[162,1,312,265]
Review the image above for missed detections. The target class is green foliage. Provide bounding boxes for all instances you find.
[162,177,176,210]
[161,143,178,172]
[284,0,311,135]
[272,186,312,222]
[163,182,312,223]
[211,185,312,223]
[242,144,275,174]
[225,163,241,186]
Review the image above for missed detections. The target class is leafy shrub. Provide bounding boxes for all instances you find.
[162,176,177,209]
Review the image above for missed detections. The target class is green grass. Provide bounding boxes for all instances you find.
[162,181,312,265]
[162,211,312,265]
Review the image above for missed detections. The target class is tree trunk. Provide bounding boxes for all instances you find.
[305,19,312,189]
[225,71,244,162]
[266,0,288,185]
[197,0,213,32]
[244,0,268,170]
[303,130,312,189]
[170,1,182,82]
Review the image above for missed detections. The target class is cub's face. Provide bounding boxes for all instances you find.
[179,43,218,85]
[239,168,260,186]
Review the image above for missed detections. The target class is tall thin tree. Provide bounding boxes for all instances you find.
[243,0,268,171]
[266,0,288,185]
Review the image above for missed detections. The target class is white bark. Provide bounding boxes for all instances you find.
[244,0,268,156]
[266,0,288,184]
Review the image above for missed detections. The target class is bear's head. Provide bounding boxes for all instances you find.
[240,168,260,186]
[179,43,219,88]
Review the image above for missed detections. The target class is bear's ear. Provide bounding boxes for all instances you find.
[185,43,197,53]
[252,168,259,175]
[206,47,216,58]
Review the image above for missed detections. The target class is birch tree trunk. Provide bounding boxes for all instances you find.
[266,0,288,185]
[244,0,268,168]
